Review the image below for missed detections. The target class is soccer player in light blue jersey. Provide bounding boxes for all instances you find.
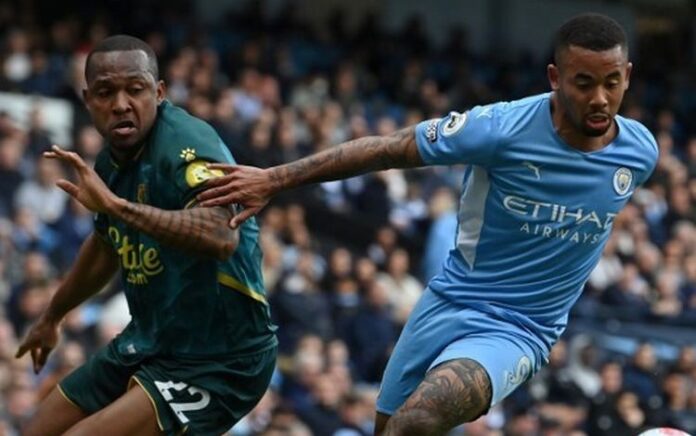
[199,13,658,436]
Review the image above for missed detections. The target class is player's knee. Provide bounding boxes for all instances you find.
[385,358,492,435]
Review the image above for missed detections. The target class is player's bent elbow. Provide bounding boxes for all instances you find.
[216,244,236,260]
[215,234,239,261]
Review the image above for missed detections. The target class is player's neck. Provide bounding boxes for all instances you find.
[557,122,616,153]
[550,94,617,152]
[110,141,147,165]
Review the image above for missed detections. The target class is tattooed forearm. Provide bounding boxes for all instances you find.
[111,201,238,260]
[268,126,423,191]
[384,358,492,436]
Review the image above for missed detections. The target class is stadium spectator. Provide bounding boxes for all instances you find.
[13,158,67,225]
[586,361,625,435]
[623,343,662,406]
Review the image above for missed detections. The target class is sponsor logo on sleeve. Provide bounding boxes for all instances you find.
[425,119,439,143]
[185,161,225,188]
[442,111,467,136]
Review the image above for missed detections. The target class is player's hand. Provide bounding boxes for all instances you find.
[197,164,273,228]
[15,315,60,374]
[44,145,120,214]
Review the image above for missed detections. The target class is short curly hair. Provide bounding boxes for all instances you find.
[85,34,158,82]
[553,13,628,64]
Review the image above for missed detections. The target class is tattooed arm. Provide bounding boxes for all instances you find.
[110,201,238,260]
[198,126,424,227]
[45,145,238,260]
[16,233,119,373]
[267,125,423,189]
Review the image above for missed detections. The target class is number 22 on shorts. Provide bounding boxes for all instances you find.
[154,380,211,424]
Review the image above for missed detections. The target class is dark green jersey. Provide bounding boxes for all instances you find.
[94,101,276,357]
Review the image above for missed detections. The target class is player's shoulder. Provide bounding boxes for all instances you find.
[616,115,658,155]
[474,93,550,134]
[156,101,221,142]
[149,100,224,161]
[496,92,550,113]
[614,116,659,183]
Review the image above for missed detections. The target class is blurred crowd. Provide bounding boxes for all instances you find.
[0,1,694,435]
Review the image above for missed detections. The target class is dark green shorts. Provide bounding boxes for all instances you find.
[59,340,277,435]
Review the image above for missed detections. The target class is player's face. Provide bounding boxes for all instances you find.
[84,50,165,150]
[548,45,632,137]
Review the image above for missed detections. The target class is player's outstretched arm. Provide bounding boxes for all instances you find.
[110,201,239,260]
[197,125,423,227]
[44,146,239,261]
[16,233,119,373]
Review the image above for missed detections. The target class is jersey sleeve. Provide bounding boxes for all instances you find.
[171,133,236,208]
[415,104,501,167]
[635,126,659,186]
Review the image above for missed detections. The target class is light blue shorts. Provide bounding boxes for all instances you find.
[376,288,548,415]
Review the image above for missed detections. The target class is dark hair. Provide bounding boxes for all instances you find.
[553,13,627,64]
[85,35,158,82]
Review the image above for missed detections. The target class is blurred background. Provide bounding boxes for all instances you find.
[0,0,695,434]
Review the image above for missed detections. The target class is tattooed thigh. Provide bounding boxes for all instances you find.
[386,358,492,435]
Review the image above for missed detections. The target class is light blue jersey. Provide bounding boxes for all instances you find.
[377,93,658,415]
[415,92,658,349]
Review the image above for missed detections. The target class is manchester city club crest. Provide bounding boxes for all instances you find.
[613,167,633,195]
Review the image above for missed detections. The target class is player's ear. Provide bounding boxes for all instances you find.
[156,80,166,104]
[624,62,633,90]
[81,88,94,114]
[547,64,560,91]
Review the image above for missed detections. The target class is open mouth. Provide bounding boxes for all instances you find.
[111,120,137,136]
[586,114,610,130]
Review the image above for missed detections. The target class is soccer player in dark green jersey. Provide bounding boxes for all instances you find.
[15,35,277,436]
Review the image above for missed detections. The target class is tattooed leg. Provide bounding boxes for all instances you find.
[383,358,492,436]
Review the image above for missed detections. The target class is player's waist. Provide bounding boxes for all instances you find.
[115,328,278,359]
[217,271,268,305]
[120,270,268,305]
[442,250,594,293]
[426,278,579,317]
[119,320,277,356]
[425,284,569,349]
[159,337,278,360]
